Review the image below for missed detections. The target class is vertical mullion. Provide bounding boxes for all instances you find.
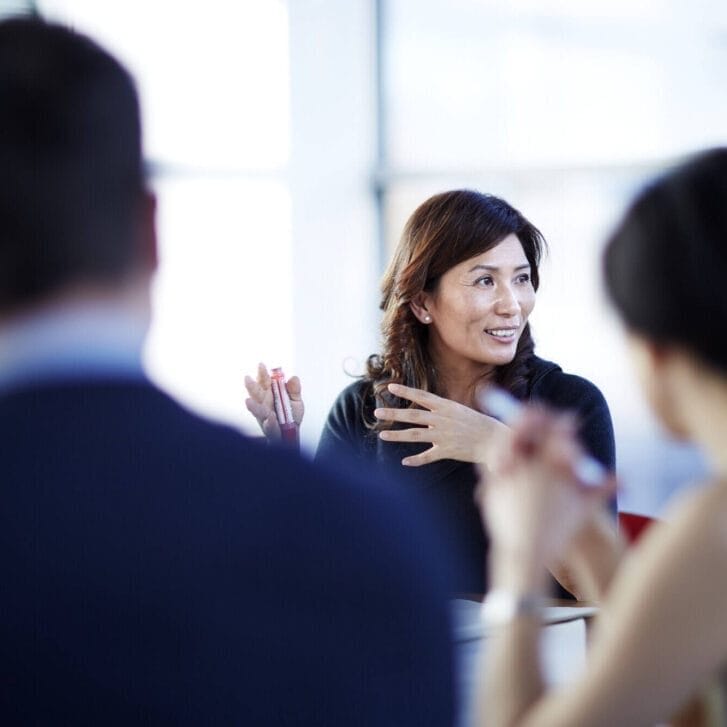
[373,0,388,273]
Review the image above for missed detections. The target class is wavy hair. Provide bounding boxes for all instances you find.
[365,189,546,426]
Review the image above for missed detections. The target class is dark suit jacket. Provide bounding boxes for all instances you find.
[0,378,454,725]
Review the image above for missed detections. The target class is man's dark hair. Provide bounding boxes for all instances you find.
[0,17,145,312]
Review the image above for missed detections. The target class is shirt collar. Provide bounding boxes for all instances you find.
[0,301,147,393]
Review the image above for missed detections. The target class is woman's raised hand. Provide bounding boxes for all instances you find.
[373,383,510,468]
[244,362,305,440]
[479,406,616,578]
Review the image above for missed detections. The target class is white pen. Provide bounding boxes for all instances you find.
[480,387,608,488]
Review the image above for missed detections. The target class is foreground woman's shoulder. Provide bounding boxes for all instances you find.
[664,479,727,548]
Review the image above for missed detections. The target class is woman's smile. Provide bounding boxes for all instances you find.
[484,326,520,341]
[416,233,536,376]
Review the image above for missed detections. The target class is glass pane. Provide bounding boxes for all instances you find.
[145,177,293,434]
[32,2,293,435]
[38,0,289,169]
[0,1,35,18]
[385,0,727,168]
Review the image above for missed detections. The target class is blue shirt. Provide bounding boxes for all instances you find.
[0,301,147,393]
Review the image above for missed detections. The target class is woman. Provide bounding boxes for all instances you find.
[246,190,615,595]
[479,148,727,726]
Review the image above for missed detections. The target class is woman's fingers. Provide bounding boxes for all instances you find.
[286,375,302,400]
[245,397,271,424]
[374,406,431,425]
[507,407,550,456]
[509,409,614,496]
[378,426,435,443]
[375,390,495,465]
[387,382,442,409]
[245,364,276,434]
[244,375,267,404]
[507,408,571,463]
[285,375,305,425]
[401,446,441,467]
[256,362,271,389]
[536,414,612,493]
[592,472,619,501]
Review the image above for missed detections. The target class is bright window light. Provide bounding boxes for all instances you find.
[38,0,292,433]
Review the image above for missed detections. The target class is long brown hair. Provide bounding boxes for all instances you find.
[365,190,546,424]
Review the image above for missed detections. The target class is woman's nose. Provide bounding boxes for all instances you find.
[494,285,520,315]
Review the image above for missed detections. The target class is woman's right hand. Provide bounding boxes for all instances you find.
[244,362,305,440]
[373,383,511,469]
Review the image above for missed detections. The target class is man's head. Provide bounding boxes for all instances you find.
[0,17,154,315]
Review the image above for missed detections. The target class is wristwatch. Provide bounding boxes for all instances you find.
[481,589,543,627]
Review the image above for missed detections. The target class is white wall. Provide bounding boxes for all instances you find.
[288,0,380,452]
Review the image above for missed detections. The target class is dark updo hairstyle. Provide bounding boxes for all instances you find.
[365,189,546,423]
[604,148,727,374]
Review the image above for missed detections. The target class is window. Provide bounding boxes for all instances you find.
[378,0,727,511]
[38,0,293,433]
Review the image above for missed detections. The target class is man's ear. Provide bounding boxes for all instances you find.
[137,190,158,274]
[409,293,433,324]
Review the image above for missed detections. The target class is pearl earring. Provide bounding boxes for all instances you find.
[423,314,431,323]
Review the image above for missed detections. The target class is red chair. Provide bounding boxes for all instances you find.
[618,511,655,545]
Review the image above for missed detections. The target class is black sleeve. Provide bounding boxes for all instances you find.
[315,381,372,465]
[531,372,617,599]
[533,372,616,472]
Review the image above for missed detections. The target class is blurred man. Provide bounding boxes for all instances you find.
[0,17,454,725]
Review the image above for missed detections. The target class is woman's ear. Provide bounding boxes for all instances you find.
[627,333,662,380]
[409,294,433,324]
[627,332,689,438]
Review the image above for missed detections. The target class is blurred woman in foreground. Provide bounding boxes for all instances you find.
[479,148,727,726]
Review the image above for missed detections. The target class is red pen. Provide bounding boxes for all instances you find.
[270,367,299,448]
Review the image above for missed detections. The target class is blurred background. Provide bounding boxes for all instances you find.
[3,0,727,516]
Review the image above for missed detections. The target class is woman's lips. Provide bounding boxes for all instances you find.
[484,327,519,341]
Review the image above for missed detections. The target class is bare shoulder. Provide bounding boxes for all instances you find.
[660,479,727,552]
[581,479,727,719]
[608,479,727,609]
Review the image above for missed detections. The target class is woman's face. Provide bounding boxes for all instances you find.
[417,233,536,375]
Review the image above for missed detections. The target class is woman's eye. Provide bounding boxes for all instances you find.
[516,273,531,284]
[473,276,493,287]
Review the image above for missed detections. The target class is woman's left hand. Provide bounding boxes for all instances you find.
[244,363,305,440]
[373,382,510,467]
[480,406,617,587]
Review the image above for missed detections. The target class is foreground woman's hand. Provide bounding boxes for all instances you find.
[373,383,510,468]
[552,509,626,602]
[480,406,617,586]
[244,362,305,440]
